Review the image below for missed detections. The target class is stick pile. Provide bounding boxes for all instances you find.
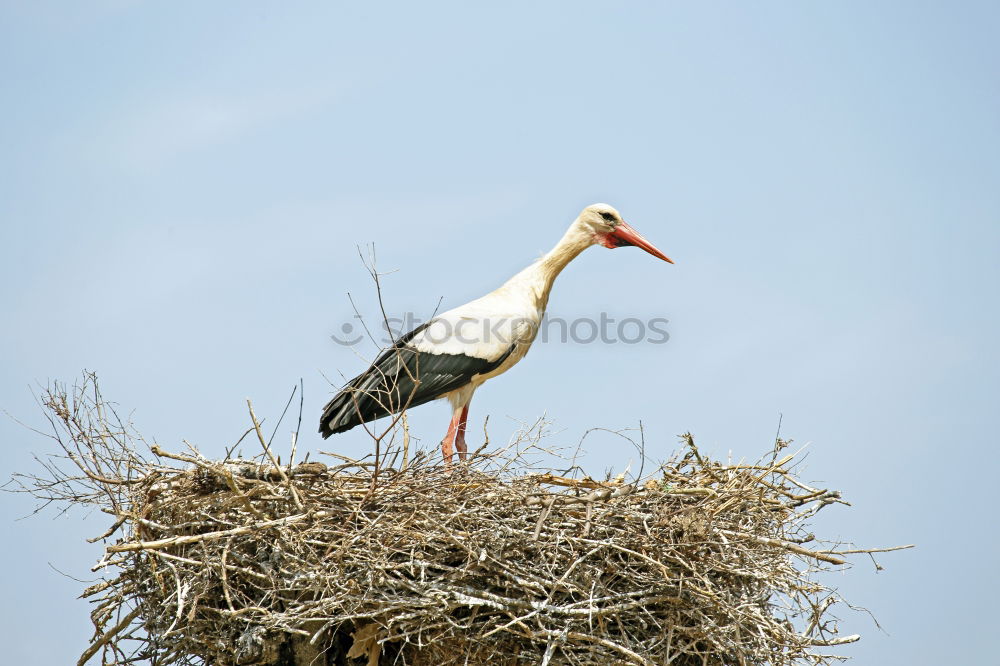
[14,376,906,665]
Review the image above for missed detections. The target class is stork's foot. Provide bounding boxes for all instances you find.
[441,404,469,466]
[439,436,468,466]
[441,437,455,465]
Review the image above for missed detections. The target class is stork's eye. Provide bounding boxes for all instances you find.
[600,211,616,223]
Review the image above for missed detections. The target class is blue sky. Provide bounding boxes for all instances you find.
[2,2,998,664]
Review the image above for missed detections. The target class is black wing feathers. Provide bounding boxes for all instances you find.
[319,325,514,438]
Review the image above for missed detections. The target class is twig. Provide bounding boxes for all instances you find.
[107,511,329,552]
[247,400,303,512]
[76,606,141,666]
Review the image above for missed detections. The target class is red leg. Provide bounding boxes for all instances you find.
[440,410,462,464]
[455,405,470,461]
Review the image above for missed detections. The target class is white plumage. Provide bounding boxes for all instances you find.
[320,203,673,461]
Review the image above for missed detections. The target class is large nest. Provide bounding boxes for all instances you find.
[14,375,907,666]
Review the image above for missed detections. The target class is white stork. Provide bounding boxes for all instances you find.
[320,203,673,461]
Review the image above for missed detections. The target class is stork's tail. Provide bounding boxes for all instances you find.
[319,387,393,438]
[319,391,354,438]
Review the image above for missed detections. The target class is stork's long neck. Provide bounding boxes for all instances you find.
[526,221,593,310]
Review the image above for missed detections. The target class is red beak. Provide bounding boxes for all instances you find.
[610,221,674,264]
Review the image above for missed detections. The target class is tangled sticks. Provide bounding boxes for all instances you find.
[15,376,909,665]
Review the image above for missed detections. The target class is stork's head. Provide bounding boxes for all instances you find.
[579,203,674,264]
